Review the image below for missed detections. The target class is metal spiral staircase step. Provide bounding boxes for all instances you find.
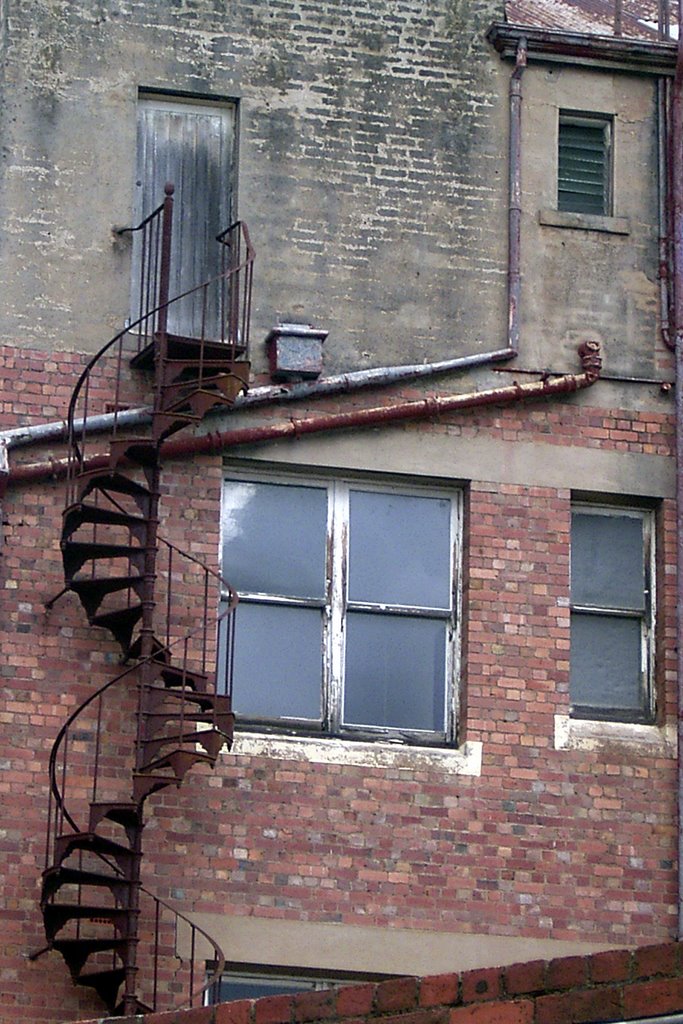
[130,333,247,371]
[76,966,128,1015]
[138,747,216,778]
[143,685,220,713]
[91,603,144,654]
[69,576,145,620]
[109,437,158,470]
[161,386,240,419]
[53,832,138,874]
[63,502,148,542]
[157,663,207,690]
[76,470,152,513]
[52,937,129,977]
[126,632,169,662]
[133,771,182,803]
[88,800,142,835]
[161,370,248,408]
[43,902,132,942]
[143,705,235,744]
[141,726,229,763]
[42,864,133,904]
[62,540,146,581]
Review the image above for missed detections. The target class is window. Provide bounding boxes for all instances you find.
[133,93,236,336]
[206,967,395,1004]
[220,475,460,745]
[570,505,654,722]
[558,112,612,216]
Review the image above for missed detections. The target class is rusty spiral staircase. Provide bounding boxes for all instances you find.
[37,185,254,1015]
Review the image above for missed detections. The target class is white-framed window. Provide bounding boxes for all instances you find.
[219,473,461,745]
[558,111,613,216]
[570,503,655,723]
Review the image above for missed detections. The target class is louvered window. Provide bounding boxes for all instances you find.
[558,113,612,216]
[133,93,236,338]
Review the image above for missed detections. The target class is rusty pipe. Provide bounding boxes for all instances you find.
[674,0,683,943]
[508,37,527,354]
[5,343,601,488]
[658,75,675,352]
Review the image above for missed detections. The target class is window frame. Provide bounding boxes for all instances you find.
[220,470,462,748]
[569,502,655,724]
[557,110,614,218]
[206,964,399,1005]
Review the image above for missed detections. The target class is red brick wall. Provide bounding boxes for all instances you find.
[75,941,683,1024]
[0,341,679,1022]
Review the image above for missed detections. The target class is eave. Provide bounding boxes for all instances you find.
[487,21,677,75]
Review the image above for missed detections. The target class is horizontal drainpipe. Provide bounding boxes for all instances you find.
[0,348,516,456]
[6,343,601,488]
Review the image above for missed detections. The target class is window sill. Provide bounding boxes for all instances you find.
[230,730,483,775]
[554,714,676,757]
[539,209,630,235]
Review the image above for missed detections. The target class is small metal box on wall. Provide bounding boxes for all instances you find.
[265,323,329,382]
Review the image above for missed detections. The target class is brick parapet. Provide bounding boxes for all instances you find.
[73,941,683,1024]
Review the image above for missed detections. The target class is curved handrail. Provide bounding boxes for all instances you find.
[139,884,226,1010]
[66,220,255,471]
[46,581,238,839]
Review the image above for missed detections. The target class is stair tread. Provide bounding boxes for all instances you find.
[131,334,246,371]
[139,748,216,774]
[43,865,132,890]
[44,902,130,920]
[63,540,144,557]
[63,502,147,533]
[77,471,152,499]
[70,575,143,596]
[54,831,136,861]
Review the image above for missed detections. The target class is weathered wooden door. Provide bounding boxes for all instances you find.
[133,96,236,339]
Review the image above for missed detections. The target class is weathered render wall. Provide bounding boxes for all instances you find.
[0,0,510,370]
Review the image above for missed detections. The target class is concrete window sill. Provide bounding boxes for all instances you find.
[539,208,631,235]
[228,731,483,775]
[554,714,676,757]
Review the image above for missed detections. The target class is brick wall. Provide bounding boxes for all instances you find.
[0,337,680,1022]
[74,941,683,1024]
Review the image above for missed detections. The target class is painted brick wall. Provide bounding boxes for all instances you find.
[74,941,683,1024]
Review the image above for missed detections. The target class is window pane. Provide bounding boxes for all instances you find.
[571,512,644,610]
[343,612,446,732]
[570,612,644,715]
[223,481,327,598]
[230,603,323,720]
[349,490,451,608]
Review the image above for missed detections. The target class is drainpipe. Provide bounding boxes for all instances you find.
[508,37,527,353]
[5,342,601,488]
[658,74,675,352]
[674,0,683,942]
[0,348,517,460]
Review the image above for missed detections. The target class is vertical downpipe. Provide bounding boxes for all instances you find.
[674,0,683,942]
[508,38,527,355]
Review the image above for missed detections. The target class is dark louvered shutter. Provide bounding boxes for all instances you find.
[133,97,235,338]
[558,116,610,216]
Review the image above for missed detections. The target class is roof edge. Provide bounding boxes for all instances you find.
[487,21,676,74]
